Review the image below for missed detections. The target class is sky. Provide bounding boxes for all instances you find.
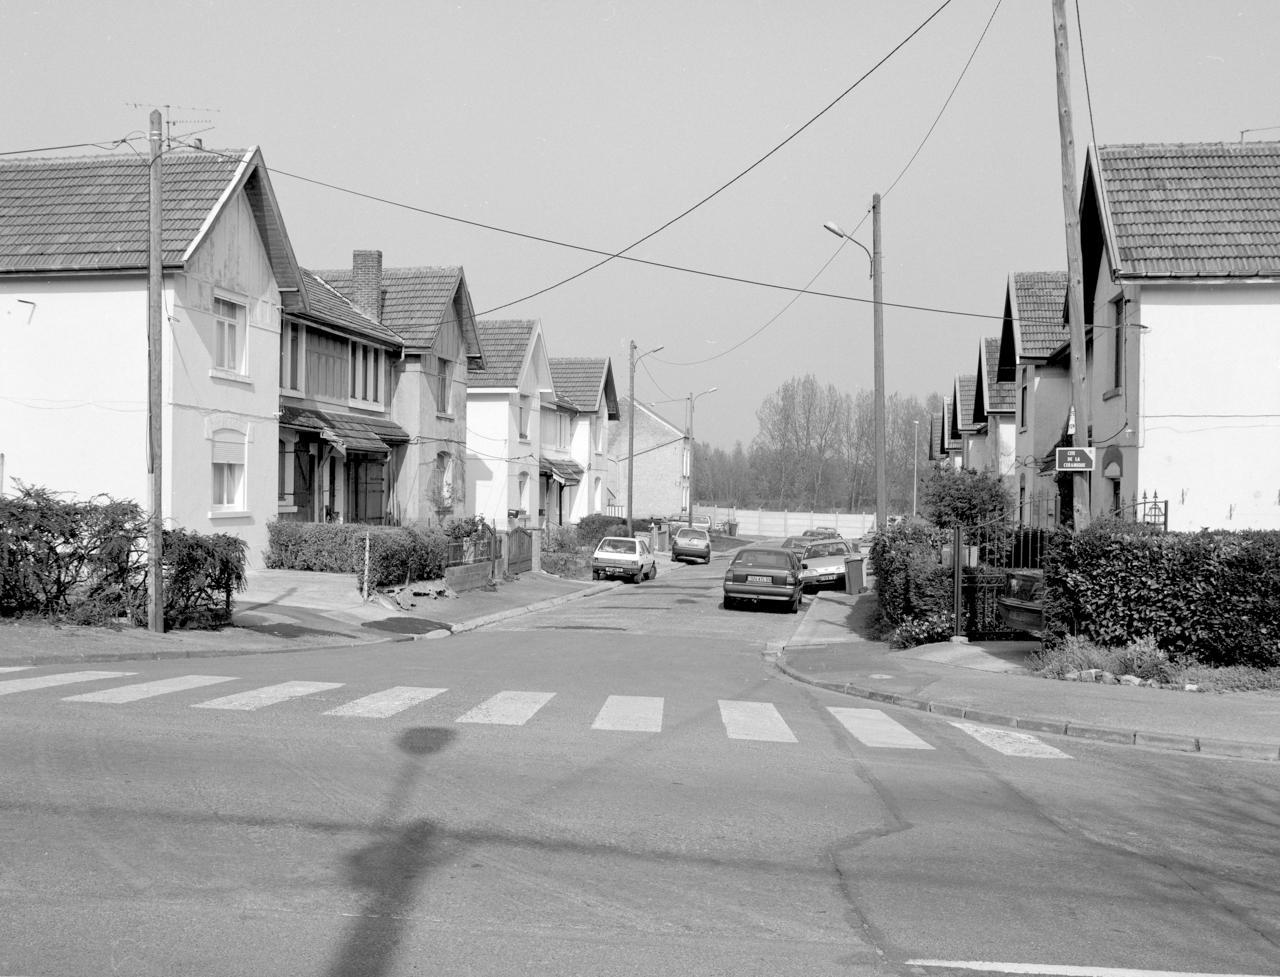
[5,0,1278,449]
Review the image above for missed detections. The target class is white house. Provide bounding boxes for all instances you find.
[971,336,1018,491]
[0,148,300,565]
[547,357,618,523]
[609,397,689,520]
[1074,141,1280,530]
[465,319,553,527]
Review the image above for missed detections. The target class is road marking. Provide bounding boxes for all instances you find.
[0,671,135,696]
[828,706,935,750]
[455,691,555,725]
[324,686,448,718]
[951,721,1072,759]
[64,675,237,703]
[192,681,344,711]
[719,700,797,742]
[0,667,32,673]
[905,961,1277,977]
[592,695,664,732]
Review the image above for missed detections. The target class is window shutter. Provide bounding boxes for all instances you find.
[211,430,245,465]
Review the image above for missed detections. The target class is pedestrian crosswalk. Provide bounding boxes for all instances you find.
[0,667,1075,758]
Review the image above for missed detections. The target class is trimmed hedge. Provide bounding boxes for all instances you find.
[575,513,626,551]
[266,521,453,590]
[1042,520,1280,668]
[868,524,953,644]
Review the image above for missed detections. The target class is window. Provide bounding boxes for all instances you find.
[594,417,604,453]
[344,340,383,405]
[1112,297,1125,390]
[211,428,246,511]
[306,331,348,400]
[214,297,245,373]
[280,322,301,390]
[557,413,569,448]
[435,359,453,415]
[435,451,454,505]
[1019,382,1028,430]
[518,397,530,440]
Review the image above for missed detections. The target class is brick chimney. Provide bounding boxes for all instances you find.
[352,250,383,323]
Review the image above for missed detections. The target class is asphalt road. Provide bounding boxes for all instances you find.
[2,559,1278,976]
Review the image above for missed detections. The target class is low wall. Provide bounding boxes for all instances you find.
[444,562,493,592]
[695,506,876,539]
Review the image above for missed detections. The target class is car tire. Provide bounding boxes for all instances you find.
[789,593,801,614]
[723,596,735,611]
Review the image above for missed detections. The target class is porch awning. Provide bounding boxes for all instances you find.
[280,404,409,454]
[539,457,584,485]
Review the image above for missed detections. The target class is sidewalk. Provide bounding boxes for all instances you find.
[0,567,614,666]
[780,590,1280,761]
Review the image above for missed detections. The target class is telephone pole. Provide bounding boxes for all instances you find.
[147,110,165,631]
[1052,0,1092,530]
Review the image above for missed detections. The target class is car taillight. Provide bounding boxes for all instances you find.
[784,572,796,585]
[724,571,733,582]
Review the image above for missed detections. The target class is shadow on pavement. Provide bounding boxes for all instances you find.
[361,617,453,635]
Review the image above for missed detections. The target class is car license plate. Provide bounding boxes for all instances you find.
[747,574,772,583]
[819,574,836,582]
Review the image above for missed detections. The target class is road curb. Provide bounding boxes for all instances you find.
[445,580,620,635]
[774,657,1280,762]
[0,632,415,666]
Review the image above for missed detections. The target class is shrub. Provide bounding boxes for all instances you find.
[265,521,366,572]
[543,524,579,553]
[891,611,954,648]
[1042,521,1280,668]
[576,513,626,551]
[356,526,452,591]
[152,529,248,629]
[868,523,951,630]
[920,466,1011,529]
[443,515,487,541]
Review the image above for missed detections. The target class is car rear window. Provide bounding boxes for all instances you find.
[734,550,790,569]
[675,529,707,540]
[598,538,637,554]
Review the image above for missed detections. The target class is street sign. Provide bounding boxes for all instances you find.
[1056,447,1095,472]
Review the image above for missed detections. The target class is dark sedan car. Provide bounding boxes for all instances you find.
[723,545,803,613]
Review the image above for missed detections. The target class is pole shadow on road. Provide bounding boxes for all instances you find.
[324,726,455,977]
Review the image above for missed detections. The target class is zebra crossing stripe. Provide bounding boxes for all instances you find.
[0,671,136,696]
[592,695,664,732]
[0,667,32,673]
[192,681,344,711]
[456,691,555,725]
[719,700,797,742]
[951,721,1072,758]
[828,706,935,750]
[324,687,448,718]
[64,675,237,703]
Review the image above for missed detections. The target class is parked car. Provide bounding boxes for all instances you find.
[723,546,803,613]
[592,537,657,583]
[671,527,712,564]
[996,569,1044,633]
[803,526,840,539]
[798,538,854,591]
[780,535,810,558]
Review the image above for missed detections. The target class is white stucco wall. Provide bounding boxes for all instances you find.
[1135,282,1280,530]
[465,394,512,523]
[0,279,150,503]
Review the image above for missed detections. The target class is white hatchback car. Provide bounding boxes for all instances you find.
[592,536,657,583]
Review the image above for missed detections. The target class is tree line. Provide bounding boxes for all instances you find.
[692,374,944,514]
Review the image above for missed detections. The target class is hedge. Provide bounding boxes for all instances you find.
[266,521,453,590]
[868,524,953,644]
[1042,520,1280,668]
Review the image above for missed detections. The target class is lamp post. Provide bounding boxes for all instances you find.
[825,193,886,532]
[912,418,919,519]
[686,386,718,526]
[626,340,664,535]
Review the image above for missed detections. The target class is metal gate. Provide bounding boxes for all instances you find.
[508,528,533,574]
[954,519,1049,639]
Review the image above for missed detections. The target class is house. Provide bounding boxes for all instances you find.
[547,357,619,523]
[609,397,689,520]
[465,319,554,527]
[1073,141,1280,530]
[314,253,483,525]
[0,147,301,565]
[995,271,1070,525]
[275,268,410,526]
[948,374,981,469]
[971,336,1017,491]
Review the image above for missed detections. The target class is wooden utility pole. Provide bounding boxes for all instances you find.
[626,340,637,536]
[1052,0,1092,530]
[147,110,165,631]
[871,193,887,532]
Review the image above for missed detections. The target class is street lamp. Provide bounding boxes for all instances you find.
[626,340,664,535]
[686,386,718,526]
[912,418,919,519]
[824,192,886,532]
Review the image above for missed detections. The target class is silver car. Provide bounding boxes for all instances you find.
[592,536,657,583]
[671,527,712,564]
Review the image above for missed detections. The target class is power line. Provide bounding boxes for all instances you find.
[0,136,143,157]
[1075,0,1100,152]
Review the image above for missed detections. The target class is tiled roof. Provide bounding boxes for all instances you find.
[954,374,979,434]
[941,398,960,449]
[1011,271,1068,359]
[468,320,536,388]
[929,410,947,459]
[1096,142,1280,278]
[279,404,409,452]
[318,265,469,349]
[0,149,251,273]
[982,337,1016,413]
[299,270,400,345]
[549,357,607,411]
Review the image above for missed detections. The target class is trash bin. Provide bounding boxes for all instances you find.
[844,555,865,594]
[726,521,738,537]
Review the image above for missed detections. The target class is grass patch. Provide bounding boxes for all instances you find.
[1028,635,1280,693]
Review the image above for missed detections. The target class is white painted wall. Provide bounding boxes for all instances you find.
[465,393,512,523]
[1136,282,1280,529]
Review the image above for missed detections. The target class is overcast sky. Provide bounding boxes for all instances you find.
[6,1,1277,448]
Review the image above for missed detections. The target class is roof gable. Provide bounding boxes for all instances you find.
[952,374,979,436]
[297,269,400,345]
[0,147,301,292]
[549,357,620,419]
[469,319,549,389]
[979,336,1015,415]
[1091,141,1280,279]
[1008,271,1068,360]
[317,264,480,353]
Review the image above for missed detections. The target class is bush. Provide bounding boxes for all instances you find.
[891,611,954,648]
[868,523,951,634]
[356,526,452,591]
[152,529,248,629]
[265,521,366,572]
[576,513,626,551]
[543,524,579,553]
[1042,521,1280,668]
[921,466,1011,529]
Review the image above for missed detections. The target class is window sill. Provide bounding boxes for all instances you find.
[209,509,251,520]
[1102,387,1122,401]
[519,437,531,444]
[209,368,251,385]
[436,412,455,421]
[348,398,386,413]
[277,504,298,514]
